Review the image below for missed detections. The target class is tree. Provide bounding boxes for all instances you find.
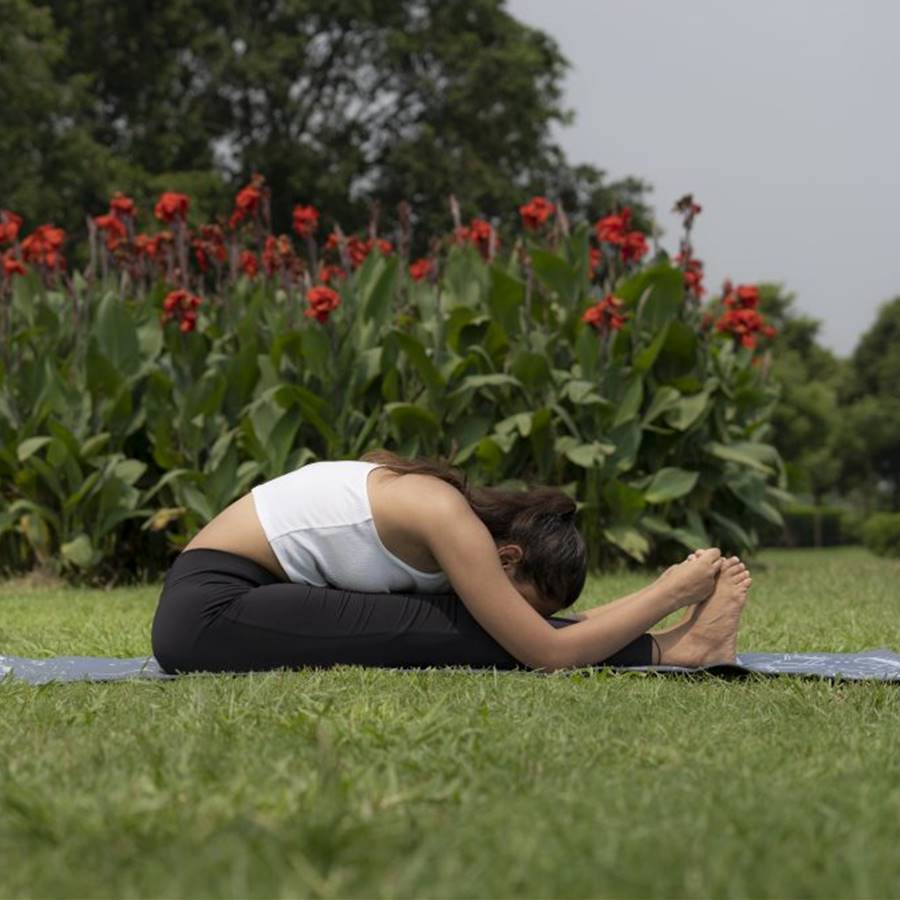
[6,0,651,252]
[839,296,900,511]
[760,284,846,506]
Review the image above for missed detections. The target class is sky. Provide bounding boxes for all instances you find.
[507,0,900,356]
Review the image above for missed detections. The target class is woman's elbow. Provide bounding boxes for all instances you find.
[520,635,570,673]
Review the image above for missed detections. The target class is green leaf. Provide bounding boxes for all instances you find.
[447,373,523,399]
[665,390,710,431]
[385,403,441,441]
[361,255,400,327]
[643,386,681,425]
[706,442,775,475]
[61,533,96,569]
[510,350,551,391]
[603,525,650,562]
[488,266,525,335]
[560,440,615,469]
[616,263,683,333]
[95,291,140,376]
[655,320,698,382]
[80,433,111,459]
[710,511,754,550]
[644,467,699,503]
[613,375,644,427]
[603,480,646,525]
[388,329,445,395]
[530,249,577,301]
[633,323,670,372]
[17,436,52,462]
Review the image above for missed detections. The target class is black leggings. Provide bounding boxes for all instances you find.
[150,548,654,674]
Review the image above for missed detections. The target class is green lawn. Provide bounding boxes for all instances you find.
[1,547,899,899]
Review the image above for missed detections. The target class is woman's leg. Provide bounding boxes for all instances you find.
[151,548,655,673]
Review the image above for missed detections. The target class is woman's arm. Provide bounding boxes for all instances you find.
[405,482,718,671]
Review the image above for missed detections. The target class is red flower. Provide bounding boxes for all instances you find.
[262,234,302,278]
[675,253,706,298]
[588,246,601,277]
[454,218,497,259]
[305,285,341,324]
[715,306,775,351]
[318,264,346,285]
[94,213,128,250]
[292,204,320,238]
[409,258,433,281]
[109,192,136,219]
[519,196,555,230]
[582,294,627,333]
[723,283,759,310]
[595,208,632,245]
[620,230,649,263]
[239,250,259,278]
[374,237,393,256]
[20,224,66,271]
[2,250,26,278]
[191,224,227,272]
[161,288,202,332]
[154,192,190,223]
[0,210,23,244]
[135,231,173,260]
[347,235,371,268]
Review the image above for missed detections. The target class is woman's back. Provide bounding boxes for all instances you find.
[182,461,450,592]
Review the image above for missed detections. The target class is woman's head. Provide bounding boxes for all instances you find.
[359,449,588,613]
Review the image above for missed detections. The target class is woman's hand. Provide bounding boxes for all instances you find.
[655,548,723,609]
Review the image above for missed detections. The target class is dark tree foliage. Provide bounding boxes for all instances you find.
[760,285,846,502]
[4,0,651,251]
[840,296,900,510]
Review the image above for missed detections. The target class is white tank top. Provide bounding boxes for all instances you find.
[250,460,451,593]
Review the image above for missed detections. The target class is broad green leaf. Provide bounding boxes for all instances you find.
[385,403,441,441]
[666,390,710,431]
[603,525,650,562]
[388,329,444,394]
[633,323,670,372]
[361,255,399,327]
[488,266,525,335]
[562,441,614,469]
[61,533,96,569]
[643,386,681,425]
[510,350,551,391]
[603,480,646,525]
[645,467,699,503]
[17,436,52,462]
[95,291,140,375]
[530,249,577,301]
[706,442,775,475]
[613,375,644,427]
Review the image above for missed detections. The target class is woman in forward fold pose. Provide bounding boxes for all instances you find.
[151,450,753,675]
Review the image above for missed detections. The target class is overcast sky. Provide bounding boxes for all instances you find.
[508,0,900,356]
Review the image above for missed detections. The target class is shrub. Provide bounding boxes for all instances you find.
[0,185,786,582]
[861,513,900,558]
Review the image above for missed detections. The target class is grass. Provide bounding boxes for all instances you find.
[1,547,899,900]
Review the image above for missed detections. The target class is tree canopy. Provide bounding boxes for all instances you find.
[3,0,651,250]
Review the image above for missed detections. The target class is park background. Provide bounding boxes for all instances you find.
[1,3,899,899]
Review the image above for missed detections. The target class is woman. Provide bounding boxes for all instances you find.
[150,450,752,674]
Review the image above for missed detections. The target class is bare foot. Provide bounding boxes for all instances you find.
[653,556,752,666]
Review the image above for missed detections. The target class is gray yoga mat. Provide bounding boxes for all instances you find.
[2,649,899,685]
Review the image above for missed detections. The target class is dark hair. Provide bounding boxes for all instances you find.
[359,449,587,610]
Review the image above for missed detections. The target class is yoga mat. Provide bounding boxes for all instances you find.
[2,649,899,685]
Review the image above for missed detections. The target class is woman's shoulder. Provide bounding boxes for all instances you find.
[369,466,470,523]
